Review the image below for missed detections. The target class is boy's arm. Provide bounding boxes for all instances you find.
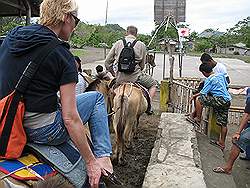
[200,78,212,95]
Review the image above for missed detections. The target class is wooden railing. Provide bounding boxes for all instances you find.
[228,106,245,125]
[160,78,246,138]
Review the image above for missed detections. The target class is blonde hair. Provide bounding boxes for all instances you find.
[39,0,78,27]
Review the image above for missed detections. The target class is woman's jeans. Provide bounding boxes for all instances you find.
[25,91,112,158]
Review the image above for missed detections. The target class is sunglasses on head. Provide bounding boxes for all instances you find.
[70,13,80,27]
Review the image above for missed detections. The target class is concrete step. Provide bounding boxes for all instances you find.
[143,113,206,188]
[143,112,237,188]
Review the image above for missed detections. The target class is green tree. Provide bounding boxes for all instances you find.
[0,17,25,35]
[221,17,250,47]
[194,39,213,52]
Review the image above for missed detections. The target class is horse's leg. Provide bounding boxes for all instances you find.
[124,118,134,149]
[118,137,126,166]
[133,116,140,139]
[111,122,119,165]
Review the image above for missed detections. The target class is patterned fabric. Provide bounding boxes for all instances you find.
[199,94,231,126]
[233,126,250,153]
[0,154,56,181]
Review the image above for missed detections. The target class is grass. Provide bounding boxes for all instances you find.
[70,49,87,58]
[187,52,250,64]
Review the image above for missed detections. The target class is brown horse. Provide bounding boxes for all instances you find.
[112,83,147,165]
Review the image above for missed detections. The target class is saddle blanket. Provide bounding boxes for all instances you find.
[0,154,56,181]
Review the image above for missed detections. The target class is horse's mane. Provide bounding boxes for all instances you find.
[85,79,101,92]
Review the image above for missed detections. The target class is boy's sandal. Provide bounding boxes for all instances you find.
[213,167,231,175]
[101,169,123,186]
[210,140,225,151]
[186,116,196,123]
[186,116,201,127]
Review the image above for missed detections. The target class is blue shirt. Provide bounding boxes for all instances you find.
[200,73,232,102]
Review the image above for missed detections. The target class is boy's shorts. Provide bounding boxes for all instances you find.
[199,95,231,127]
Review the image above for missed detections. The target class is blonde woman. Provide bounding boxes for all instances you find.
[0,0,114,187]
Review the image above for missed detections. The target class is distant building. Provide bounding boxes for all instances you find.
[217,43,250,56]
[154,0,186,24]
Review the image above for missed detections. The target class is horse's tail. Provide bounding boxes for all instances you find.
[117,84,129,145]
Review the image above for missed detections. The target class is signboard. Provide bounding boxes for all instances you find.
[154,0,186,24]
[178,28,189,37]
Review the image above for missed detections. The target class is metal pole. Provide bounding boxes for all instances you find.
[105,0,108,25]
[22,0,31,25]
[169,44,174,85]
[163,43,166,80]
[168,42,175,112]
[178,52,183,77]
[104,46,107,59]
[147,16,168,48]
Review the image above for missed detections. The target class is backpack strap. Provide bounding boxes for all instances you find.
[15,39,63,93]
[0,39,63,157]
[130,39,137,48]
[122,38,127,47]
[122,38,137,48]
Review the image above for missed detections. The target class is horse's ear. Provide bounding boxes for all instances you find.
[84,75,94,84]
[108,78,116,89]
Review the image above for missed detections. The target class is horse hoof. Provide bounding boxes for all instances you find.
[134,134,139,139]
[118,158,127,166]
[125,142,132,149]
[111,157,118,165]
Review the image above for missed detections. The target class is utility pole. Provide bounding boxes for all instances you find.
[105,0,108,25]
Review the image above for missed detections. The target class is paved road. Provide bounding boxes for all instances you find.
[153,54,250,86]
[82,54,250,87]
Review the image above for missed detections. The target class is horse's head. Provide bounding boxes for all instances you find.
[85,78,116,114]
[85,79,102,92]
[146,54,156,67]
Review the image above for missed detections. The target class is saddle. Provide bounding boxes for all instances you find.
[133,83,152,114]
[0,140,87,188]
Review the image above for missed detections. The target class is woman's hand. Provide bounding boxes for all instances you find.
[232,132,240,141]
[86,159,102,188]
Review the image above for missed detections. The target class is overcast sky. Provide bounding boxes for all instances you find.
[76,0,250,34]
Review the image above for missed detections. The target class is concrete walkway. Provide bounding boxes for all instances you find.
[142,113,206,188]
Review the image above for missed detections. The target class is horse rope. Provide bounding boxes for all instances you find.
[108,107,120,116]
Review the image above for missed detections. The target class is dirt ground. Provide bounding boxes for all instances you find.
[111,113,160,187]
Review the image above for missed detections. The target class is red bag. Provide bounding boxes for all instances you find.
[0,91,26,159]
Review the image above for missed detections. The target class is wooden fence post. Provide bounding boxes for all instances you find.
[207,108,220,140]
[160,80,170,112]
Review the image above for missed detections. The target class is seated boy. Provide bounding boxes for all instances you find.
[189,63,232,150]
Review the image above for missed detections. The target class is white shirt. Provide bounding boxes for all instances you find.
[76,72,89,95]
[213,62,229,77]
